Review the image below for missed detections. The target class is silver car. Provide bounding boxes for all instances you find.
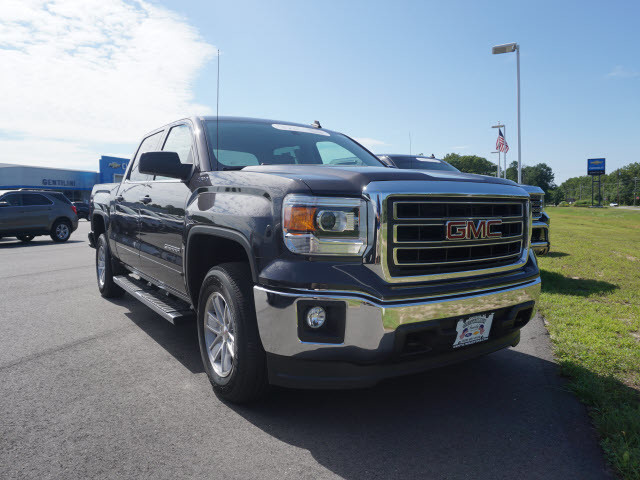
[0,189,79,243]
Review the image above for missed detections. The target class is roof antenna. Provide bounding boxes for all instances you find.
[311,120,322,129]
[216,48,220,163]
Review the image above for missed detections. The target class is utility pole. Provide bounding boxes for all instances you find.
[579,184,582,200]
[634,177,639,206]
[617,172,620,205]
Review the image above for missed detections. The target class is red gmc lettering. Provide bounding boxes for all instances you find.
[486,220,502,238]
[446,221,468,239]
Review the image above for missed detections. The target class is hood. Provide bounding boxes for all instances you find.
[241,165,521,196]
[518,184,545,195]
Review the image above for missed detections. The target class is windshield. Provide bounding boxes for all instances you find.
[385,155,460,172]
[205,120,384,169]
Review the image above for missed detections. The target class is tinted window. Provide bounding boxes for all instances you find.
[22,193,53,206]
[154,124,195,180]
[388,156,460,172]
[162,125,194,164]
[388,157,413,169]
[129,131,163,181]
[205,121,384,169]
[1,193,22,206]
[49,192,72,204]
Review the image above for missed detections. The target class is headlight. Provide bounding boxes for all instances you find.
[282,194,367,256]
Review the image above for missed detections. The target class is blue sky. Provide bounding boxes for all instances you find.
[1,0,638,183]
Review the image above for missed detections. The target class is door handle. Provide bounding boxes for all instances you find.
[139,195,152,204]
[115,195,124,202]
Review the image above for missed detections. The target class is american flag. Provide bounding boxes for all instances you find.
[496,129,509,153]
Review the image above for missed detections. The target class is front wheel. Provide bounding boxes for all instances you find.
[96,234,124,298]
[50,219,71,242]
[197,263,267,403]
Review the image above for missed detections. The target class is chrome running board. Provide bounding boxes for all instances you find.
[113,275,194,324]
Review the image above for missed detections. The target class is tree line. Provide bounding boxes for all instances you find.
[442,153,640,205]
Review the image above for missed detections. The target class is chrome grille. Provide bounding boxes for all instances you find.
[530,194,544,220]
[387,197,527,277]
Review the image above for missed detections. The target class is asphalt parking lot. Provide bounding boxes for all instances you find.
[1,222,611,480]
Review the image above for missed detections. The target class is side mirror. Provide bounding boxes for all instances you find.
[139,151,193,181]
[0,201,10,207]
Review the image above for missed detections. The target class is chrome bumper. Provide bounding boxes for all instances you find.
[531,220,550,255]
[253,276,541,360]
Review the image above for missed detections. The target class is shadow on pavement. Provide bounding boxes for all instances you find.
[113,297,204,374]
[113,297,612,479]
[544,251,570,258]
[228,348,610,480]
[541,269,618,297]
[0,238,84,248]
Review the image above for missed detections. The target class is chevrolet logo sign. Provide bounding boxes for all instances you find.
[108,162,121,169]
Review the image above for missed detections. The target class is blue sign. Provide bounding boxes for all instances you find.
[587,158,605,176]
[99,155,130,184]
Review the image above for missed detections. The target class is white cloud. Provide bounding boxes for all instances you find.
[353,137,388,150]
[607,65,640,78]
[0,0,215,169]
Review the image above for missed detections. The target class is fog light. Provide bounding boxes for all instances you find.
[306,306,326,329]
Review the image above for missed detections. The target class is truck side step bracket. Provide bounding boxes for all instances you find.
[113,275,194,324]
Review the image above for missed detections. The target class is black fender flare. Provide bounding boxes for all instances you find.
[184,225,258,301]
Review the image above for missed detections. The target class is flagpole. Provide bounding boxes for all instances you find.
[504,125,507,178]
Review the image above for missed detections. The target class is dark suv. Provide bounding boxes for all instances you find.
[73,202,91,220]
[0,190,78,243]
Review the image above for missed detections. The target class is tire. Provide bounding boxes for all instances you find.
[50,219,72,242]
[197,263,267,403]
[96,233,124,298]
[17,235,35,243]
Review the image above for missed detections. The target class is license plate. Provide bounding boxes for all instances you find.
[452,313,494,349]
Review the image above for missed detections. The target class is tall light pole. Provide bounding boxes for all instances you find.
[492,42,521,183]
[492,123,506,178]
[491,151,500,177]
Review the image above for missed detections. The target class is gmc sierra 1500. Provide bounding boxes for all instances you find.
[89,117,541,403]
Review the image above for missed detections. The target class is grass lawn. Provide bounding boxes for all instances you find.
[538,207,640,479]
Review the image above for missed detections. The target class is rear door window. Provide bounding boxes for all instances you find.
[2,193,22,206]
[22,193,53,206]
[129,131,164,182]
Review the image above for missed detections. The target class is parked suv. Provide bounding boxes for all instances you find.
[0,189,78,242]
[378,154,551,255]
[90,117,540,403]
[73,202,91,220]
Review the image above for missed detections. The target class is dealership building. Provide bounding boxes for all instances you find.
[0,156,129,202]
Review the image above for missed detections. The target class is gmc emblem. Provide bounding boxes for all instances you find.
[445,219,502,240]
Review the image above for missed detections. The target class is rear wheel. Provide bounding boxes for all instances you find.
[197,263,267,403]
[50,219,71,242]
[17,235,35,243]
[96,234,124,298]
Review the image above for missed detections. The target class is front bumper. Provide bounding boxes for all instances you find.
[531,220,550,255]
[253,276,541,388]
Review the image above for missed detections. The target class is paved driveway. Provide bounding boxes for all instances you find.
[0,222,610,479]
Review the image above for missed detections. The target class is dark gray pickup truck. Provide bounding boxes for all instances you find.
[89,117,541,403]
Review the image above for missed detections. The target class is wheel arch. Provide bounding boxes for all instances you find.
[91,212,108,238]
[185,226,257,308]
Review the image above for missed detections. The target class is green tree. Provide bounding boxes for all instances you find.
[442,153,497,176]
[556,162,640,205]
[505,161,557,196]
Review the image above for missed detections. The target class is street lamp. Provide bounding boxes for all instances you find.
[492,42,521,184]
[490,150,500,177]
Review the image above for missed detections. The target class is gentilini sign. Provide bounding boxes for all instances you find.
[42,178,76,187]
